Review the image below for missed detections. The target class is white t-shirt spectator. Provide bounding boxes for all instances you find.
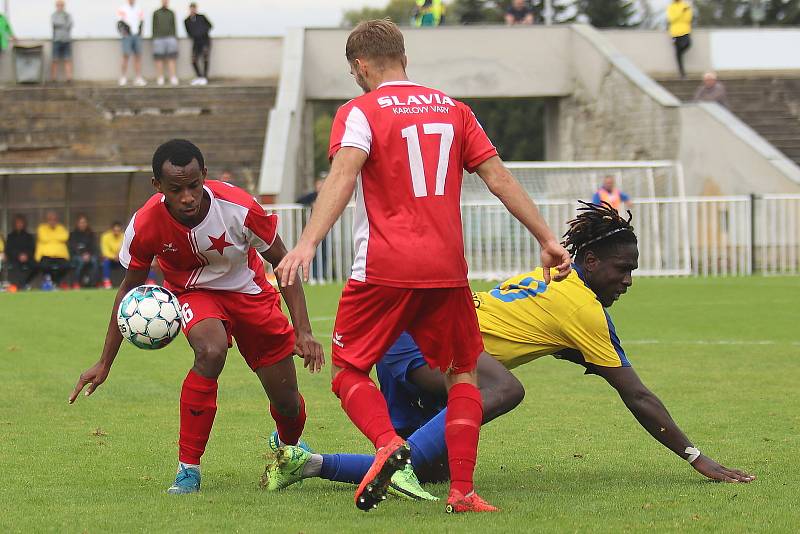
[117,3,144,36]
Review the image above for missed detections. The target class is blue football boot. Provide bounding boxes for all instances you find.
[167,465,201,494]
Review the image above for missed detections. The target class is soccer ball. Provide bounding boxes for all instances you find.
[117,285,182,350]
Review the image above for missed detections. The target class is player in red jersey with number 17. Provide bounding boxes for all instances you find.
[69,139,323,494]
[277,20,571,513]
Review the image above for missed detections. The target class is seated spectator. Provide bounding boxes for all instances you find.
[51,0,74,83]
[506,0,534,25]
[693,71,728,108]
[6,215,37,290]
[592,175,632,214]
[100,221,124,289]
[36,211,71,289]
[68,214,98,289]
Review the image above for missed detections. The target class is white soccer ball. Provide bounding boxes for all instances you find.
[117,285,182,350]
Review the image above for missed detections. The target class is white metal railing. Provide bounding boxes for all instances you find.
[266,195,800,281]
[755,194,800,275]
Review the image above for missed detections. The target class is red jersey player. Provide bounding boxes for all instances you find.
[68,139,323,494]
[277,20,571,513]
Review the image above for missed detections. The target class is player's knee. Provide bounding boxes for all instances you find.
[483,374,525,421]
[192,343,227,378]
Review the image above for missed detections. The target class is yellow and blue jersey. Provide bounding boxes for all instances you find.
[474,266,629,369]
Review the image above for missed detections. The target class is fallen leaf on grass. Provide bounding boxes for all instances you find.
[7,346,19,352]
[692,514,702,521]
[642,503,653,510]
[573,453,584,459]
[90,428,108,437]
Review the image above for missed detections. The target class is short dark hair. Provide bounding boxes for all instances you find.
[346,19,405,65]
[152,139,205,180]
[111,221,123,228]
[562,201,637,263]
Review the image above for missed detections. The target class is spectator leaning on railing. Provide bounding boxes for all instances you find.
[100,221,124,289]
[36,211,71,290]
[505,0,534,25]
[6,215,37,290]
[152,0,179,86]
[68,214,99,289]
[51,0,73,83]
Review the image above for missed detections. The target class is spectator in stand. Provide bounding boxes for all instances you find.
[413,0,446,27]
[36,211,71,290]
[505,0,534,25]
[100,221,124,289]
[218,169,233,183]
[6,215,37,290]
[667,0,692,79]
[592,175,632,214]
[68,214,98,289]
[152,0,179,86]
[185,3,212,85]
[693,71,729,108]
[50,1,73,83]
[0,10,16,73]
[117,0,146,86]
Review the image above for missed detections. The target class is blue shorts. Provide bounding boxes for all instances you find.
[376,332,445,435]
[121,35,142,56]
[52,41,72,60]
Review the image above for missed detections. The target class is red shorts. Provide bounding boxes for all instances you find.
[331,280,483,374]
[178,289,295,371]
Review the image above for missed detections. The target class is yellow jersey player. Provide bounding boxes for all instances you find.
[264,202,753,500]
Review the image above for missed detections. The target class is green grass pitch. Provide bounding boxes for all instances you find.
[1,277,798,533]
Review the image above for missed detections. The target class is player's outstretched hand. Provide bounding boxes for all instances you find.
[294,330,325,373]
[68,361,111,404]
[540,241,572,283]
[276,241,317,287]
[692,455,755,483]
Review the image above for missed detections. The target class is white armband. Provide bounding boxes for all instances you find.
[684,446,701,464]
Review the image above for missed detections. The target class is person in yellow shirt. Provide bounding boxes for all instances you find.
[36,211,71,289]
[264,202,754,499]
[413,0,445,27]
[667,0,692,78]
[100,221,124,288]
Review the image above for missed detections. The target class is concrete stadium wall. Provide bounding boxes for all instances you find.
[303,26,573,100]
[603,28,800,77]
[0,37,282,82]
[556,25,681,161]
[680,103,800,196]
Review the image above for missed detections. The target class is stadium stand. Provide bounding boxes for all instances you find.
[660,76,800,166]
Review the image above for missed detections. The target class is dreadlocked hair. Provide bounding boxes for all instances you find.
[562,200,636,260]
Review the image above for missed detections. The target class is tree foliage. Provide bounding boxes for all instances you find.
[342,0,418,27]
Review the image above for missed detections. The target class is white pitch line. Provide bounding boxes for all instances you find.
[625,339,800,346]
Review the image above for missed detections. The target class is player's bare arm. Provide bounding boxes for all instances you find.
[591,363,755,483]
[262,235,324,373]
[276,147,368,287]
[68,267,150,403]
[475,155,571,283]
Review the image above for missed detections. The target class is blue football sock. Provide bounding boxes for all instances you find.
[407,409,447,468]
[319,454,374,484]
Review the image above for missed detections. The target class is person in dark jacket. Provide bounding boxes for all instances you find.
[68,214,99,288]
[184,2,212,85]
[6,214,38,290]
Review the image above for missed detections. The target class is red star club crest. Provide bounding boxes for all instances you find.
[206,231,233,255]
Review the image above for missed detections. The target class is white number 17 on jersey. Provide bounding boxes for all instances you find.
[400,122,454,198]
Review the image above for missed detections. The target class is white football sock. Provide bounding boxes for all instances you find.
[301,454,323,478]
[179,462,200,472]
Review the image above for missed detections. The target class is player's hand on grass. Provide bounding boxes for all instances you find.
[294,330,325,373]
[68,361,111,404]
[692,455,755,483]
[276,241,317,287]
[540,241,572,283]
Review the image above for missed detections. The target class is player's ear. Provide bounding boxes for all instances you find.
[201,167,208,180]
[583,250,599,272]
[151,176,163,193]
[401,54,408,70]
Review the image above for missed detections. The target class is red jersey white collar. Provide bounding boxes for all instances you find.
[377,80,421,89]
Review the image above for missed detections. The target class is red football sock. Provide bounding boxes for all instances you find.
[445,382,483,496]
[331,368,397,450]
[179,370,218,465]
[270,394,307,446]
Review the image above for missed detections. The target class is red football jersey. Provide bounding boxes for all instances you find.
[329,81,497,288]
[119,180,278,295]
